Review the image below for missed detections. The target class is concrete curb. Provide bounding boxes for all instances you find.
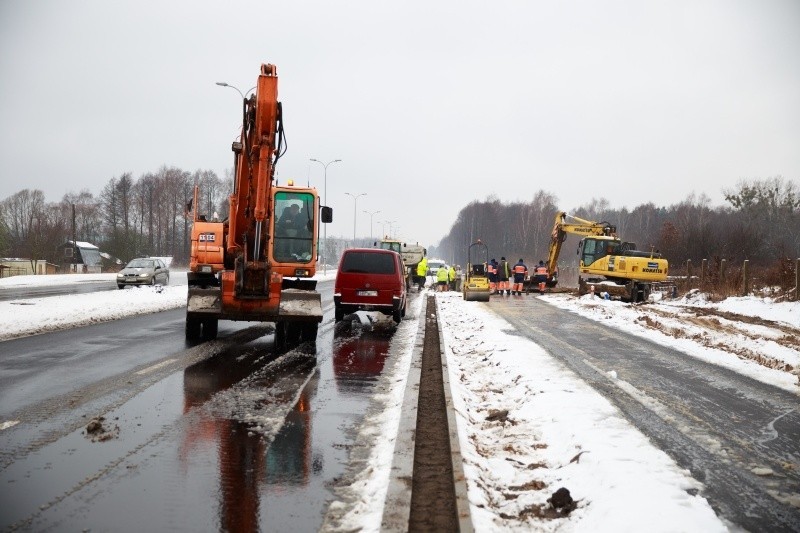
[380,295,473,532]
[435,295,474,533]
[380,296,426,531]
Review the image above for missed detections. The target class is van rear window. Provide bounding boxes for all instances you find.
[341,252,396,274]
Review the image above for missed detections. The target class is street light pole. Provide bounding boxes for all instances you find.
[310,158,342,272]
[386,220,397,238]
[345,192,366,247]
[363,209,381,241]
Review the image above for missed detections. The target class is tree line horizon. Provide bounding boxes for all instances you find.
[0,167,797,276]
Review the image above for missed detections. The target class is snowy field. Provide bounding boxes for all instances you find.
[2,273,798,531]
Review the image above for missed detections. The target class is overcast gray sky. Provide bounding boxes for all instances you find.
[1,0,798,247]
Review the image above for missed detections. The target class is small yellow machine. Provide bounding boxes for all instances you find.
[463,240,491,302]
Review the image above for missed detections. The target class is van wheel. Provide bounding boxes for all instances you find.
[334,307,344,322]
[392,309,402,324]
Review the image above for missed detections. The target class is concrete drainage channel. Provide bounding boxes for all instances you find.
[382,295,473,532]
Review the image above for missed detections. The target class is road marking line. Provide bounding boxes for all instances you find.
[136,358,177,375]
[1,420,20,431]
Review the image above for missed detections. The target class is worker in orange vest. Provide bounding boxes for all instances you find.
[533,260,548,294]
[488,258,498,294]
[512,258,528,295]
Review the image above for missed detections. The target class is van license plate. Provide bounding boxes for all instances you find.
[357,290,378,297]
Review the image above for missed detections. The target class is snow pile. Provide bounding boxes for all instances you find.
[543,293,800,391]
[0,284,187,341]
[436,292,725,532]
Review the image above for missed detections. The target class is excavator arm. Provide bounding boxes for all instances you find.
[228,63,283,263]
[547,212,615,285]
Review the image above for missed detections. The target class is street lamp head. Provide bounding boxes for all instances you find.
[215,82,229,87]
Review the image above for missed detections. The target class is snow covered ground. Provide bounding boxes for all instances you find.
[3,273,798,531]
[0,272,187,341]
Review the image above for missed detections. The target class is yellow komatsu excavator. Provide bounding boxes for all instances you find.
[547,212,669,302]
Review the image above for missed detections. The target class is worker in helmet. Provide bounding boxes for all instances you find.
[436,264,450,291]
[488,259,498,294]
[512,258,528,295]
[533,260,548,294]
[416,256,428,291]
[497,257,511,295]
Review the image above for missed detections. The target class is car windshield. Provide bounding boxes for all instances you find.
[340,252,396,274]
[128,259,154,269]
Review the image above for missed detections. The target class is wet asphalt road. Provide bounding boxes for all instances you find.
[0,280,118,301]
[0,279,420,531]
[497,295,800,532]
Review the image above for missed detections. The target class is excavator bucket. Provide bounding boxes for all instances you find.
[278,288,324,320]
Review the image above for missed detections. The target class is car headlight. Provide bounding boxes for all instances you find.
[139,273,150,278]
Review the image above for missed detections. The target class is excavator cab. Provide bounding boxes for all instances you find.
[578,236,619,268]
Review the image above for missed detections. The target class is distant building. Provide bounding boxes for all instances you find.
[0,258,58,277]
[60,241,103,273]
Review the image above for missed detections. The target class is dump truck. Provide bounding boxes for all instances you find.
[376,238,426,289]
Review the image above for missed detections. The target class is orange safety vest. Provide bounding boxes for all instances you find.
[535,265,547,276]
[513,264,526,274]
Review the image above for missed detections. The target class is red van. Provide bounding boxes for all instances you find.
[334,248,407,323]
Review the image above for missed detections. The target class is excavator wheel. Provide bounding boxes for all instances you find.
[202,318,218,340]
[300,322,318,343]
[186,317,201,340]
[274,321,287,353]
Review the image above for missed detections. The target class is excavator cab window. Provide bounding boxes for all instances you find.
[274,191,315,263]
[581,238,621,266]
[580,238,603,266]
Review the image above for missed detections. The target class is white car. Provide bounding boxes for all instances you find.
[117,258,170,288]
[427,260,446,276]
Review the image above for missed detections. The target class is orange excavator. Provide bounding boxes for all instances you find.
[186,64,331,349]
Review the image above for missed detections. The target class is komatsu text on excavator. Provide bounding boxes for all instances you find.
[186,64,331,349]
[547,211,669,302]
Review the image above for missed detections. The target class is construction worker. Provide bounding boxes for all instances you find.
[512,258,528,295]
[497,257,511,295]
[533,260,548,294]
[448,264,457,291]
[488,258,498,294]
[436,263,450,291]
[416,256,428,291]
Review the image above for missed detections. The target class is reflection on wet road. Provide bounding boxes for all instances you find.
[0,280,418,531]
